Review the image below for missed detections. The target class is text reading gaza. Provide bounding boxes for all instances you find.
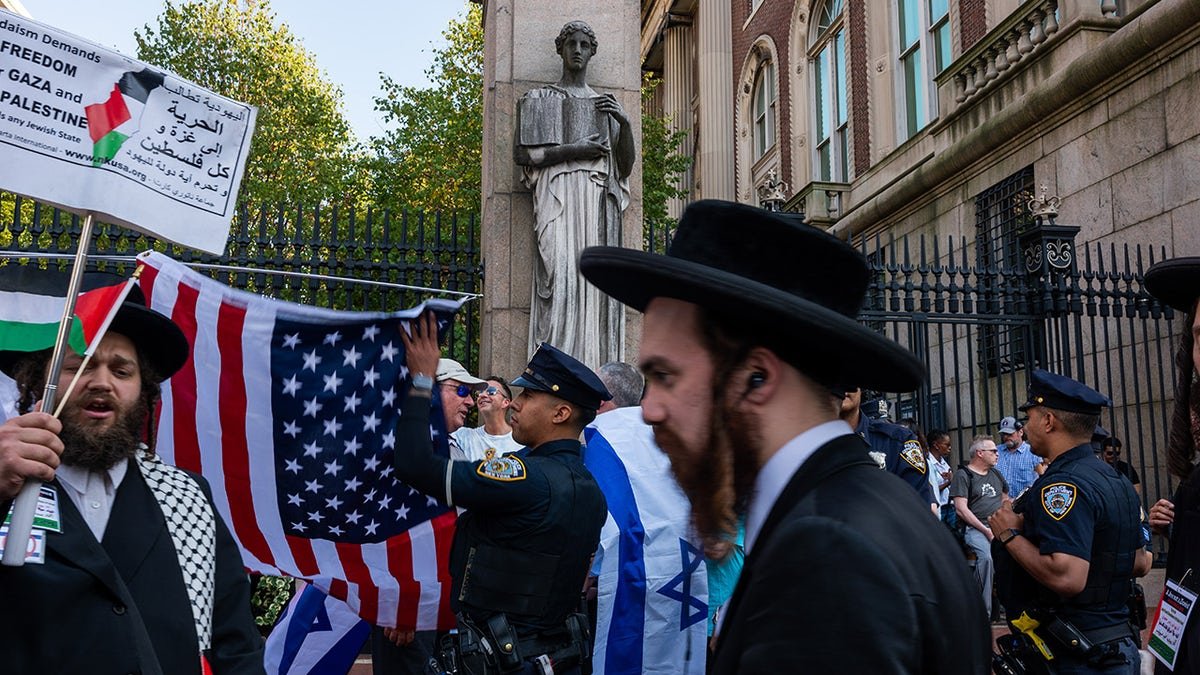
[0,18,102,65]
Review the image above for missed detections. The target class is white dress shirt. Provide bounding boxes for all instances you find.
[743,419,854,555]
[56,459,129,541]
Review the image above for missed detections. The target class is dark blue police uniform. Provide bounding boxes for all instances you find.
[392,343,609,675]
[854,411,935,506]
[993,370,1142,674]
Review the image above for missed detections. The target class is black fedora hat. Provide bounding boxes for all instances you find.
[0,268,188,381]
[1144,257,1200,312]
[578,200,924,392]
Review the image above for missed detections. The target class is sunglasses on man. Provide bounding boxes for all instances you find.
[443,383,475,398]
[475,385,507,398]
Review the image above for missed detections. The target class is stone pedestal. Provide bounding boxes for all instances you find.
[479,0,643,380]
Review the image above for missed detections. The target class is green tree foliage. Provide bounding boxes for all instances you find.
[640,74,691,253]
[135,0,362,208]
[367,4,482,215]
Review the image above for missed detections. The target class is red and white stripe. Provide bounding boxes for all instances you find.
[136,251,456,630]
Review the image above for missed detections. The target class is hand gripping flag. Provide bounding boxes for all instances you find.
[135,251,460,631]
[584,407,708,675]
[264,582,371,675]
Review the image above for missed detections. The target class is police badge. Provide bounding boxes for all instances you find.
[901,440,927,473]
[1041,482,1077,520]
[476,456,527,482]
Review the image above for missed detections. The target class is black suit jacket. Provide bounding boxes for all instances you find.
[0,462,264,674]
[712,434,991,674]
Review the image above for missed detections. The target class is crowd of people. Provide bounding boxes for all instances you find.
[4,198,1200,675]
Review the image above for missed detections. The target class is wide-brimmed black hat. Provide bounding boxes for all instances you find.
[1144,257,1200,312]
[578,200,924,392]
[0,268,188,381]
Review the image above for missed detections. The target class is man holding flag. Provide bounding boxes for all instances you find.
[394,313,609,675]
[0,270,264,674]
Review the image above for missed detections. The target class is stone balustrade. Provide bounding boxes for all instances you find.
[951,0,1060,107]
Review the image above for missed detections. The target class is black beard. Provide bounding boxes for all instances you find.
[59,403,146,472]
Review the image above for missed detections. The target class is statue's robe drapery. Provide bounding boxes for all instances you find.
[519,85,628,368]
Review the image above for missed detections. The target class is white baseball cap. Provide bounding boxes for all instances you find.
[436,358,487,387]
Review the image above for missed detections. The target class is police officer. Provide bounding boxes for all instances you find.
[989,369,1147,674]
[839,387,936,510]
[395,312,609,674]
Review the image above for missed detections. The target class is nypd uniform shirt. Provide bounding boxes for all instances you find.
[389,392,608,628]
[854,413,934,505]
[1011,443,1141,630]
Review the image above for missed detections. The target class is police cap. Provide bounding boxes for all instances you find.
[1018,369,1111,415]
[512,342,612,410]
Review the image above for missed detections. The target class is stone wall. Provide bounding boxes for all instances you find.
[479,0,643,380]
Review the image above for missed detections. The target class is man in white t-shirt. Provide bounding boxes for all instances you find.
[451,375,523,462]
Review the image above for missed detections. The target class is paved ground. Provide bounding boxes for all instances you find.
[348,568,1169,673]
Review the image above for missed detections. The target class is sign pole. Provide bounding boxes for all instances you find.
[2,213,96,566]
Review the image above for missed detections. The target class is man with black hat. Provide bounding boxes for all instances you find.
[988,369,1146,673]
[1143,256,1200,673]
[0,272,263,674]
[391,312,608,674]
[578,200,990,673]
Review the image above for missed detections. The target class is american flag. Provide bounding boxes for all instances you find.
[135,251,460,631]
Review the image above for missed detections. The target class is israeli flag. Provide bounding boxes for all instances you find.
[585,407,708,675]
[264,582,371,675]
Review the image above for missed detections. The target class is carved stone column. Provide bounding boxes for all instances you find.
[662,19,695,217]
[697,0,735,200]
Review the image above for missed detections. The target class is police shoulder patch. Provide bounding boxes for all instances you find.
[476,456,527,482]
[1041,482,1077,520]
[901,440,927,473]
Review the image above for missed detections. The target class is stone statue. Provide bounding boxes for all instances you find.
[515,20,634,368]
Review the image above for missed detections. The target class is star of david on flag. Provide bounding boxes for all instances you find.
[136,251,461,631]
[585,407,707,675]
[656,539,707,631]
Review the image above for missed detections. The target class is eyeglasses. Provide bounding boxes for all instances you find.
[476,385,507,398]
[442,383,474,398]
[984,448,999,454]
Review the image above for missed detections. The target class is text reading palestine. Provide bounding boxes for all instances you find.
[0,90,88,128]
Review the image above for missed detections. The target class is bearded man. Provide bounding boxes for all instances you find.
[0,273,262,674]
[579,200,990,673]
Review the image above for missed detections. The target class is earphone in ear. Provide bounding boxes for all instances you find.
[748,372,766,389]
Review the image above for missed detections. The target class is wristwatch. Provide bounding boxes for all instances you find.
[412,373,434,391]
[998,528,1021,545]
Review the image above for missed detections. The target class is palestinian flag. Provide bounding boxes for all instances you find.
[0,266,135,358]
[83,68,165,167]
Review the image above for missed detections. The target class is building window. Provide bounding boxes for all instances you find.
[897,0,951,140]
[752,61,777,160]
[975,166,1038,375]
[812,0,847,181]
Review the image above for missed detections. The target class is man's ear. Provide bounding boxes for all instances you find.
[550,401,573,426]
[739,347,783,404]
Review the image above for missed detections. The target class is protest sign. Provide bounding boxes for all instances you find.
[0,9,256,255]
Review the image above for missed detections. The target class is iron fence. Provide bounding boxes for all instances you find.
[0,192,483,371]
[857,228,1178,558]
